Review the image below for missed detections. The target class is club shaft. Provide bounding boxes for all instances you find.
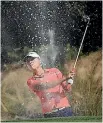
[73,19,90,68]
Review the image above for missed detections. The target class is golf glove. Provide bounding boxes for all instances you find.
[67,78,74,85]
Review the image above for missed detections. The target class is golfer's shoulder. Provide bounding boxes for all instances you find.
[27,77,34,85]
[48,67,61,73]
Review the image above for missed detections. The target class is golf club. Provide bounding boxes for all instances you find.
[67,15,90,84]
[73,15,90,69]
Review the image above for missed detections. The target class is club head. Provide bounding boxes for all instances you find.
[83,15,90,22]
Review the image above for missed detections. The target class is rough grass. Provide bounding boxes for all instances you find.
[70,51,102,116]
[1,68,42,120]
[1,50,102,121]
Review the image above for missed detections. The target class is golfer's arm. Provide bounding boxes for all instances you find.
[34,78,68,91]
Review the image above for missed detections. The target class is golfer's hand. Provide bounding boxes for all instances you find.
[66,68,76,85]
[67,68,76,79]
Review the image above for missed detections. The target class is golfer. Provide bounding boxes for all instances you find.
[25,52,75,118]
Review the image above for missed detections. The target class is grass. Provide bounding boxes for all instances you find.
[2,116,102,122]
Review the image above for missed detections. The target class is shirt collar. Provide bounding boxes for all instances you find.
[33,69,49,78]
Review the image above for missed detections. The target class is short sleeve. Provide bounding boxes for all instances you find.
[52,68,64,79]
[27,78,37,92]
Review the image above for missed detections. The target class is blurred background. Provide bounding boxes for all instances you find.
[1,1,102,120]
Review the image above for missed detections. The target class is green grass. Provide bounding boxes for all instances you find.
[2,116,102,122]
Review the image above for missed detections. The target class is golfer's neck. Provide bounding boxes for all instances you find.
[33,66,44,76]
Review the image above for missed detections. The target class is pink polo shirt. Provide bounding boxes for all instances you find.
[27,68,71,114]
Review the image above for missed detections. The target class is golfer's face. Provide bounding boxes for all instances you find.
[26,58,40,70]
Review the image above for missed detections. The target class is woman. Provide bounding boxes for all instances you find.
[25,51,75,118]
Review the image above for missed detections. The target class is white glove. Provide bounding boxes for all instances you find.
[67,78,74,85]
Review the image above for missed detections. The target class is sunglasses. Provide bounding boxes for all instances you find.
[25,56,36,63]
